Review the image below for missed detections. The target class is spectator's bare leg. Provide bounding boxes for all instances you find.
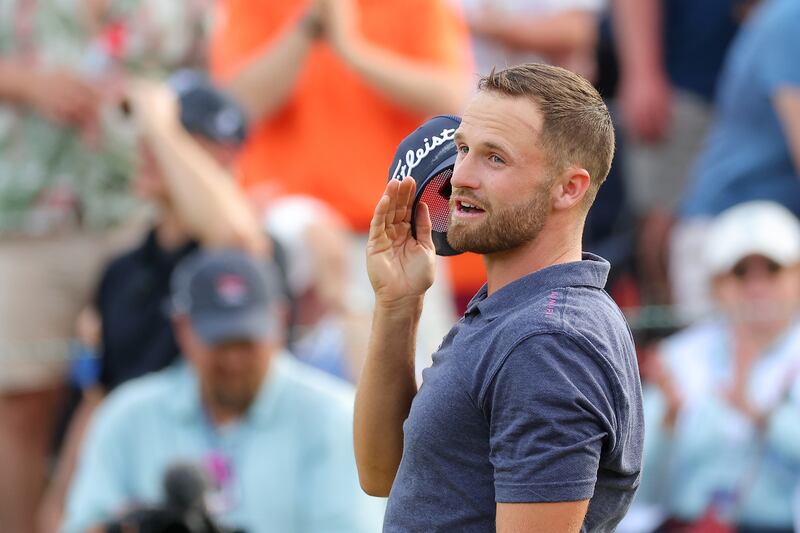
[0,386,64,533]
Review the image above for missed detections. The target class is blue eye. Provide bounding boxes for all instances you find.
[490,154,505,164]
[457,145,469,155]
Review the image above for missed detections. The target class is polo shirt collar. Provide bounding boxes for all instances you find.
[465,252,610,320]
[169,351,291,428]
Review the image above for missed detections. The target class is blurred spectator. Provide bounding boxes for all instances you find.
[461,0,604,80]
[208,0,469,365]
[613,0,740,306]
[0,2,209,532]
[63,249,382,533]
[266,196,370,383]
[673,0,800,320]
[632,202,800,533]
[38,74,266,532]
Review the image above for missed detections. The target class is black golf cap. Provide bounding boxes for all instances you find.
[168,69,248,146]
[388,115,462,256]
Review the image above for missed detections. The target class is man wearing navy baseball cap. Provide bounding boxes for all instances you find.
[63,249,384,533]
[356,63,643,532]
[38,74,271,528]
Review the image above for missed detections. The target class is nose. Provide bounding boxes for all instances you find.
[450,152,480,190]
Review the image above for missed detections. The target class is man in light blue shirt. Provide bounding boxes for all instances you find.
[63,249,383,533]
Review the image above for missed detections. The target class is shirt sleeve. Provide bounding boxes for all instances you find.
[301,390,386,533]
[758,3,800,90]
[482,333,617,503]
[61,397,132,533]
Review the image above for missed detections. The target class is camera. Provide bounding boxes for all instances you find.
[104,463,245,533]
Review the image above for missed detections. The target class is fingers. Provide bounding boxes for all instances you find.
[415,202,434,251]
[369,177,419,243]
[368,180,396,242]
[384,178,399,227]
[393,176,415,225]
[54,74,101,125]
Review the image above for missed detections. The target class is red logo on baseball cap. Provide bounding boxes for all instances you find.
[215,274,247,306]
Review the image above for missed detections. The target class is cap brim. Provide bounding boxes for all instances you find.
[191,309,276,346]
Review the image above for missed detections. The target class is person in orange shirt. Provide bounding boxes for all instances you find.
[210,0,469,228]
[209,0,478,370]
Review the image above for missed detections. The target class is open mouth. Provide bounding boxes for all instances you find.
[454,200,486,215]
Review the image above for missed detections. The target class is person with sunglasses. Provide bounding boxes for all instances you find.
[633,201,800,533]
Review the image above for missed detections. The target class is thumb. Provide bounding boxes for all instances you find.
[415,202,434,251]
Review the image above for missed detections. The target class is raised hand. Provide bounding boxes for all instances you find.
[24,68,101,129]
[318,0,358,57]
[366,176,436,305]
[126,78,180,133]
[619,69,672,143]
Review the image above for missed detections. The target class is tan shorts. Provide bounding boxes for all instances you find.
[0,217,147,392]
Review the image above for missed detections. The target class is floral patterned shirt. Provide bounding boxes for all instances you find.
[0,0,210,234]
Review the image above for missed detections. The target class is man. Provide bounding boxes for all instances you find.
[633,201,800,532]
[38,73,268,532]
[355,63,643,532]
[0,2,210,530]
[447,0,608,314]
[64,249,383,533]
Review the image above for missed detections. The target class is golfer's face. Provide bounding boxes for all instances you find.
[446,92,554,253]
[449,91,551,221]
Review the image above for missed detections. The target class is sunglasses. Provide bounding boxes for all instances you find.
[730,258,783,280]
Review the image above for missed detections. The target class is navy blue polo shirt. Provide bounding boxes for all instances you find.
[384,253,643,533]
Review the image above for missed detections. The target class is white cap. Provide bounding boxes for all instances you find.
[705,201,800,276]
[263,196,349,296]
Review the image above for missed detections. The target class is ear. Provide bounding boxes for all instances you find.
[551,167,591,211]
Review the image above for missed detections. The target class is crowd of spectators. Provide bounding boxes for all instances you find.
[0,0,799,532]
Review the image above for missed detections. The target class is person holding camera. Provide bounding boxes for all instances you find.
[64,249,383,533]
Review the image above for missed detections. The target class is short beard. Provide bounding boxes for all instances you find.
[447,187,551,254]
[209,384,258,418]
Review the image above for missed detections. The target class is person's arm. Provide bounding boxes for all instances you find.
[775,87,800,174]
[37,388,105,533]
[0,60,33,104]
[470,9,598,58]
[322,0,467,117]
[224,7,322,123]
[61,395,132,533]
[354,177,436,496]
[129,80,267,256]
[496,501,590,533]
[0,59,100,127]
[613,0,672,142]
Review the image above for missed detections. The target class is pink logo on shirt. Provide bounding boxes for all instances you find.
[545,291,559,316]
